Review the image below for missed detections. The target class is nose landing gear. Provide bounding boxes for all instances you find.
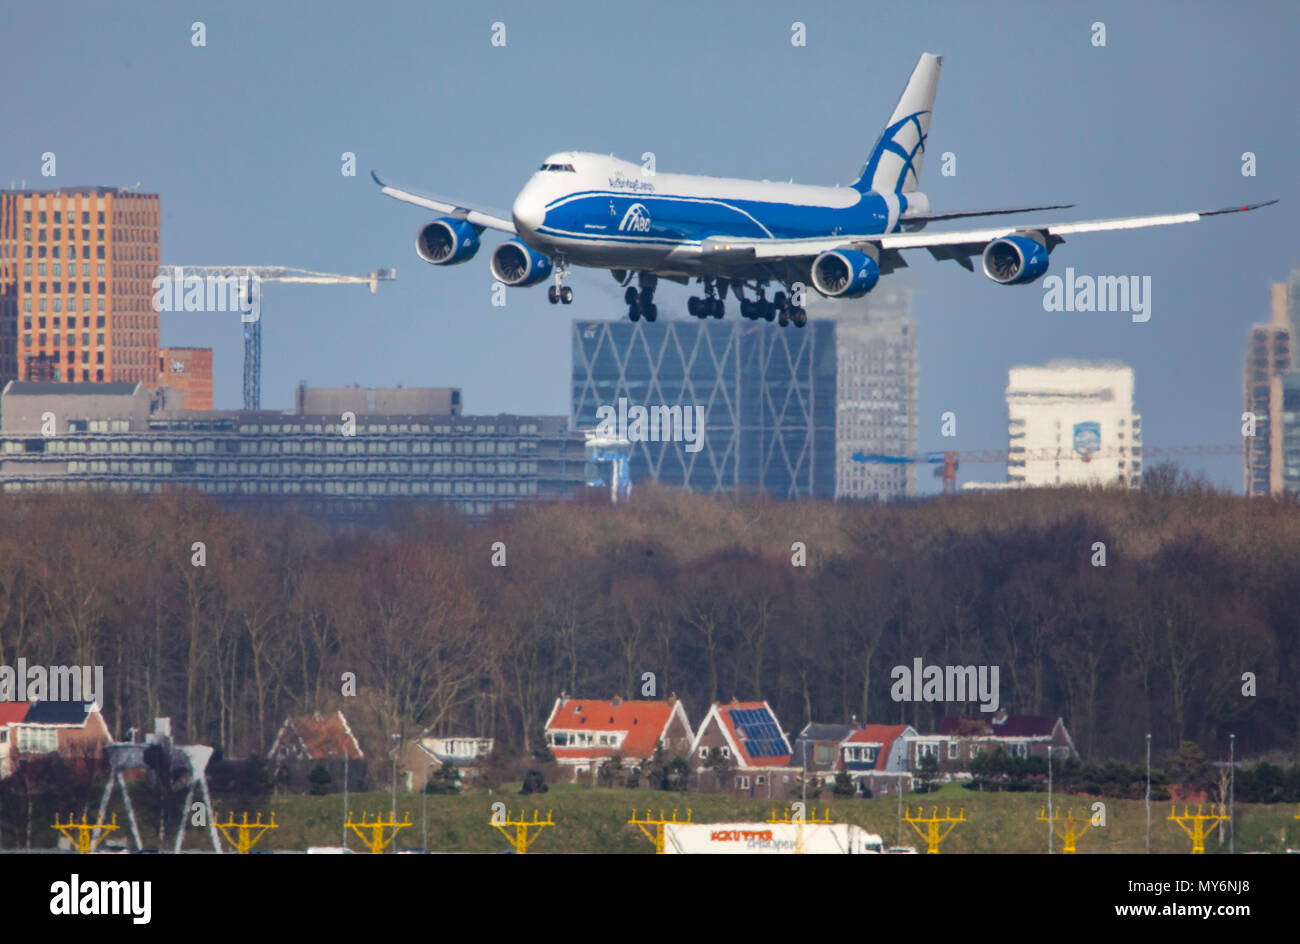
[547,258,573,304]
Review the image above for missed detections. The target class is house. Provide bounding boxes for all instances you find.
[908,711,1077,779]
[789,723,856,777]
[402,736,495,792]
[267,710,364,792]
[0,700,113,778]
[838,724,916,796]
[543,694,692,783]
[689,700,802,797]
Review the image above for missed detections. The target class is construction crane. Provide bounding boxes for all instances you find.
[853,444,1242,495]
[157,265,396,409]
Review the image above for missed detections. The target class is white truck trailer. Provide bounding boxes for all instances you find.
[662,822,884,854]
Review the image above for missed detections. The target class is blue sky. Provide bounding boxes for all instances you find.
[6,0,1298,492]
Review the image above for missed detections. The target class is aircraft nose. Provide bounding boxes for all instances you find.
[512,190,544,234]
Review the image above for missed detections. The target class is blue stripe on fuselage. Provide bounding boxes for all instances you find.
[538,190,895,245]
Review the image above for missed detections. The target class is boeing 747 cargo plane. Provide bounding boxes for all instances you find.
[374,53,1274,327]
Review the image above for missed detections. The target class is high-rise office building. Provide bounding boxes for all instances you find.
[571,318,836,498]
[818,290,918,499]
[1243,278,1296,496]
[0,187,160,387]
[1004,362,1142,487]
[157,347,214,410]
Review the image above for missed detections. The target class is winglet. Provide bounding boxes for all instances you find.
[370,170,387,188]
[1199,199,1278,217]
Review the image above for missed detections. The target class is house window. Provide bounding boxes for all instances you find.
[699,747,709,759]
[720,746,730,759]
[735,776,750,789]
[1010,742,1028,758]
[916,742,938,760]
[755,775,766,786]
[948,739,960,759]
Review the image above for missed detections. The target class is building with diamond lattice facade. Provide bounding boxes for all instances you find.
[571,319,836,498]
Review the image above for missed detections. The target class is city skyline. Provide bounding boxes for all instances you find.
[4,2,1297,495]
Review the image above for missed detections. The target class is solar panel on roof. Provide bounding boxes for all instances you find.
[730,706,787,757]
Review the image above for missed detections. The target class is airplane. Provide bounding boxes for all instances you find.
[374,52,1275,328]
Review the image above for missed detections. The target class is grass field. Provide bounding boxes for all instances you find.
[144,782,1300,854]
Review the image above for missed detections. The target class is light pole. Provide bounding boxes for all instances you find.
[390,733,400,852]
[1229,734,1236,855]
[1145,734,1152,855]
[342,751,349,850]
[1047,746,1055,855]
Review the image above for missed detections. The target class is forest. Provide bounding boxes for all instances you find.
[0,469,1296,768]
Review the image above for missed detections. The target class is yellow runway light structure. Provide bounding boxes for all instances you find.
[346,811,411,854]
[54,813,117,854]
[491,809,553,854]
[1168,804,1229,854]
[767,807,833,855]
[215,812,279,854]
[1036,807,1096,854]
[904,806,965,854]
[629,808,692,855]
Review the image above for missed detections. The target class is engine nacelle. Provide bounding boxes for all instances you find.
[810,248,880,298]
[416,218,480,265]
[490,239,553,287]
[982,232,1050,285]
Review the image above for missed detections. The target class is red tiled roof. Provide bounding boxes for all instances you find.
[0,702,29,726]
[716,702,791,768]
[937,715,1059,738]
[844,724,909,770]
[546,698,677,760]
[284,711,363,760]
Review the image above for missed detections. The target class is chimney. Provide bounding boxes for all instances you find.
[611,695,623,708]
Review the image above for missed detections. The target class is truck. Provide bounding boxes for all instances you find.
[662,822,884,854]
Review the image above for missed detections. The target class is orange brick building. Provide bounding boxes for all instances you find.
[157,346,214,410]
[0,187,160,386]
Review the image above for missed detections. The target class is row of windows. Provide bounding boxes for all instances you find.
[24,245,106,260]
[24,227,104,244]
[24,298,107,313]
[61,458,537,477]
[24,280,107,294]
[24,210,106,224]
[34,474,540,497]
[24,316,105,329]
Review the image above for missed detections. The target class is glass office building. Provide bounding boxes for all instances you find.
[571,319,836,498]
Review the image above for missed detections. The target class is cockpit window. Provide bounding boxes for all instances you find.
[539,163,576,172]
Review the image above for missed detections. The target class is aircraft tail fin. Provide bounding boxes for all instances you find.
[853,53,942,194]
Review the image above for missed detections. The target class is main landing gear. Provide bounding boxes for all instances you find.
[688,277,726,319]
[736,283,807,327]
[547,259,573,305]
[626,273,658,322]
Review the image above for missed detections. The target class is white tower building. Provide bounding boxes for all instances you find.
[1004,361,1141,487]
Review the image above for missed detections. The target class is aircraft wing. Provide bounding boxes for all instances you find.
[371,171,516,234]
[701,200,1277,271]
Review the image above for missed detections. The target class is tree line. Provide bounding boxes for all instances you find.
[0,469,1296,771]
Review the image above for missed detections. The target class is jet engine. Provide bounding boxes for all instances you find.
[490,239,553,287]
[415,218,481,265]
[982,232,1050,285]
[810,248,880,298]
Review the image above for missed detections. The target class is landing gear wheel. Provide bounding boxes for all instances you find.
[778,307,790,327]
[791,306,807,327]
[628,304,641,322]
[711,298,724,319]
[547,285,560,304]
[625,286,639,305]
[560,286,573,304]
[740,299,754,319]
[688,297,701,317]
[773,291,787,311]
[645,303,658,322]
[762,301,775,322]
